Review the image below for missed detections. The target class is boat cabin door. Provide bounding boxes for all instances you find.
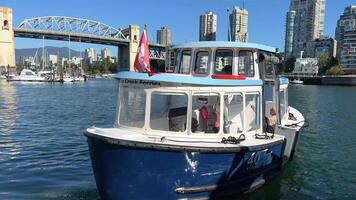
[258,53,281,132]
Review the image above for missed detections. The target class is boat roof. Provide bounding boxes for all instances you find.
[116,72,289,86]
[172,41,277,53]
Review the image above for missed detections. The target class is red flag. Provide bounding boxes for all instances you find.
[134,30,150,72]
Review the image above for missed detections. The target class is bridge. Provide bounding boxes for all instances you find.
[0,8,167,73]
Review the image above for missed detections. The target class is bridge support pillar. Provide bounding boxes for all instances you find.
[0,7,16,74]
[119,24,139,71]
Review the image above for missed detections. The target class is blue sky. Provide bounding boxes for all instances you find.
[2,0,355,56]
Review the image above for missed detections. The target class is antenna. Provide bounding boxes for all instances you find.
[242,0,245,9]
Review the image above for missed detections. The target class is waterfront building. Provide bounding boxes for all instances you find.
[109,57,116,64]
[199,11,217,41]
[156,27,172,45]
[49,54,58,66]
[71,56,82,65]
[229,6,248,42]
[60,57,68,67]
[335,5,356,73]
[20,56,36,68]
[84,48,97,64]
[306,37,337,58]
[293,57,319,75]
[101,48,111,60]
[284,0,326,58]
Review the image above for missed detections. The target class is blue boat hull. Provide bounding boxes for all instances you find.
[86,135,286,200]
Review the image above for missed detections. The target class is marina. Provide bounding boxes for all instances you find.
[0,0,355,199]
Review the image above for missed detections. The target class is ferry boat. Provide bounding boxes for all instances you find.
[85,41,306,200]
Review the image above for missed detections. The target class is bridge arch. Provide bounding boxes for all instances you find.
[17,16,127,40]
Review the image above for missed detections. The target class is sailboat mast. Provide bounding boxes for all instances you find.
[68,35,71,76]
[42,35,45,71]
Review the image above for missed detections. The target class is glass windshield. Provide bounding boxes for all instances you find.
[191,93,220,134]
[245,93,260,131]
[194,51,209,74]
[223,94,244,134]
[280,89,286,119]
[178,50,191,74]
[215,50,233,74]
[150,92,188,132]
[118,83,146,128]
[238,51,255,77]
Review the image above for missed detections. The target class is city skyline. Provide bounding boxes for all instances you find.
[1,0,355,53]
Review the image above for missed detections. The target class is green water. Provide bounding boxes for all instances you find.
[0,80,355,199]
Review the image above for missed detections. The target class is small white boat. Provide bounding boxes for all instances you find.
[290,79,303,84]
[7,69,47,82]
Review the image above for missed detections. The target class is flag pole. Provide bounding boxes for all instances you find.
[144,24,150,71]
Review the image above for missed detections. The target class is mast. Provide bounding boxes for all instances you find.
[42,35,45,71]
[68,34,71,77]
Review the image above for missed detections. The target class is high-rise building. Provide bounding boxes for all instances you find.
[229,7,248,42]
[335,5,356,73]
[84,48,97,64]
[49,54,58,66]
[285,11,296,59]
[156,27,172,45]
[101,48,111,60]
[284,0,326,58]
[305,37,337,58]
[199,11,217,41]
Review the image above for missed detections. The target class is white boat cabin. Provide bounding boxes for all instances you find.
[115,42,289,139]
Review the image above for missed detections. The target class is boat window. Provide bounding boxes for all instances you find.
[280,89,288,118]
[118,83,146,128]
[215,49,233,75]
[245,94,260,131]
[150,92,188,132]
[223,94,244,134]
[238,51,255,77]
[25,72,34,76]
[191,93,220,134]
[194,51,209,74]
[178,50,191,74]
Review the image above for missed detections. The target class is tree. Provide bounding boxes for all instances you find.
[318,55,329,75]
[284,56,296,73]
[318,55,339,75]
[326,65,344,75]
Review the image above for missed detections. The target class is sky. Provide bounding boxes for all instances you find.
[2,0,355,56]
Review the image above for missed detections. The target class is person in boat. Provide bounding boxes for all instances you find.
[267,107,277,133]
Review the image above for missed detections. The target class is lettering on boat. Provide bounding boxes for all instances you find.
[121,79,161,86]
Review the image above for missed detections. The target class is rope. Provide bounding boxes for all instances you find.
[221,135,245,144]
[285,120,309,128]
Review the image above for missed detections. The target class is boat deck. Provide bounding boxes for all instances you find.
[86,126,285,152]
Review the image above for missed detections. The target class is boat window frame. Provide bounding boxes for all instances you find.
[193,48,211,76]
[176,49,192,74]
[146,89,190,135]
[214,48,234,75]
[223,92,245,135]
[171,49,181,73]
[237,49,256,77]
[244,92,262,133]
[279,86,289,121]
[117,82,147,129]
[190,91,223,135]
